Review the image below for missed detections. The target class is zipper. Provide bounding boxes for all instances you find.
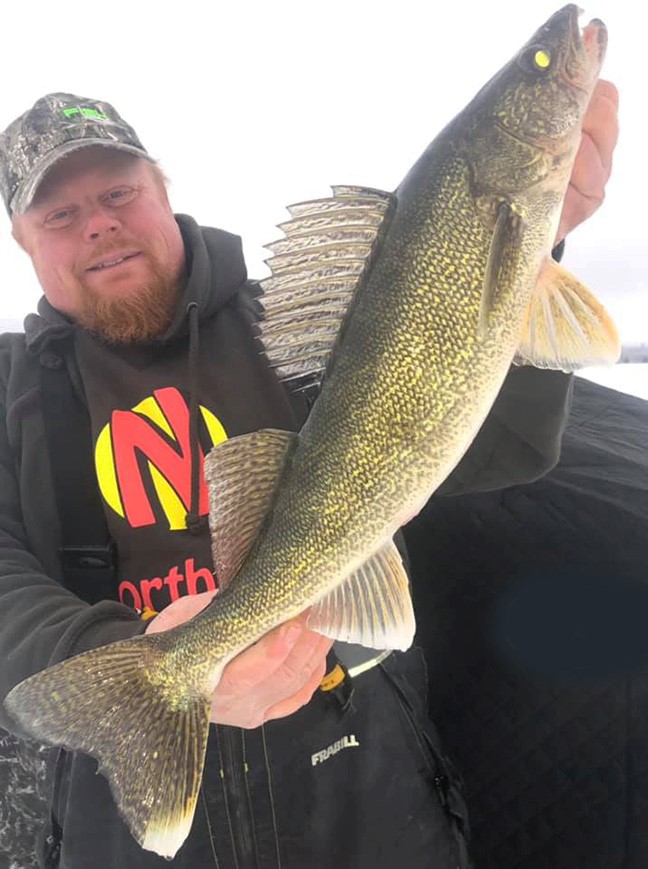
[379,662,470,867]
[218,726,259,868]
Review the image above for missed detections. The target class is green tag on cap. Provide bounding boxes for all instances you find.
[61,106,109,121]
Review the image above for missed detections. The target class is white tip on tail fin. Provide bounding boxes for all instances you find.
[142,807,197,860]
[4,634,212,859]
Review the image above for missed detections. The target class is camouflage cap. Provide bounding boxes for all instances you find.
[0,92,153,215]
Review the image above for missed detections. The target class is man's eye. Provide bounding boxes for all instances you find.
[104,186,138,205]
[44,208,75,228]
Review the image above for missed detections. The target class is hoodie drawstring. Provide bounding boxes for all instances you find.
[185,302,207,535]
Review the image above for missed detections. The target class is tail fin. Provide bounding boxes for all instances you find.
[4,633,211,859]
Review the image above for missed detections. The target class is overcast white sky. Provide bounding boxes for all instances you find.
[0,0,645,363]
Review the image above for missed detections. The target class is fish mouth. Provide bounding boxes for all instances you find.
[571,5,607,59]
[581,16,607,60]
[561,5,607,85]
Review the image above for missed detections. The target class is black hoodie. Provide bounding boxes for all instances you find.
[0,215,305,714]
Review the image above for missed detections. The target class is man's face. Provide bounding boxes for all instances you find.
[12,147,186,342]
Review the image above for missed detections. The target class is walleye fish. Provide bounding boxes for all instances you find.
[5,4,619,858]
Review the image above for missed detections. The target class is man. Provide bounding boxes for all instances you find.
[0,83,617,868]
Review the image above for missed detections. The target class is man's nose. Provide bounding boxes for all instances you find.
[84,207,121,241]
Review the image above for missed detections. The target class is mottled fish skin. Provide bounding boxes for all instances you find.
[4,6,617,859]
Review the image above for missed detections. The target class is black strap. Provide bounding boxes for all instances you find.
[39,347,117,604]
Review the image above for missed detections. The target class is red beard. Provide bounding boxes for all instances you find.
[76,251,183,343]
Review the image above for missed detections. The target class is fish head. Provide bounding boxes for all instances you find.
[457,5,607,218]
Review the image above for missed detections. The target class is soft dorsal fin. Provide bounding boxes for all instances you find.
[308,539,415,651]
[203,429,297,588]
[259,186,395,388]
[515,257,621,371]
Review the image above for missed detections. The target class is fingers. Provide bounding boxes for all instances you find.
[271,631,333,700]
[576,80,619,184]
[148,598,335,728]
[556,78,619,242]
[213,619,333,728]
[216,611,312,695]
[264,655,329,722]
[262,610,314,661]
[594,79,619,112]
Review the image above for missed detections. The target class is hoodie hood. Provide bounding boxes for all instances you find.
[24,214,248,354]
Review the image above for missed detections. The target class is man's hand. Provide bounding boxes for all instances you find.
[557,79,619,243]
[146,591,333,729]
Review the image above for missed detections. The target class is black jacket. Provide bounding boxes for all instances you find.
[0,215,571,868]
[407,378,648,868]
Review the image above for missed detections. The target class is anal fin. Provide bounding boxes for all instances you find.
[308,539,415,651]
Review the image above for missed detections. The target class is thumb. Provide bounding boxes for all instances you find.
[145,589,218,634]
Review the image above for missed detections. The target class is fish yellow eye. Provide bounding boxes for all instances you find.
[519,44,552,74]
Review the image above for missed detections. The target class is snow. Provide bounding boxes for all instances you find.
[577,363,648,401]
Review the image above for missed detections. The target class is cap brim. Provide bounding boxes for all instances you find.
[11,139,154,214]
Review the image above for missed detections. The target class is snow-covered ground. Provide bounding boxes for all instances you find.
[577,363,648,402]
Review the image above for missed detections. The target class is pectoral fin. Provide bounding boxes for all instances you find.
[515,257,620,371]
[307,539,415,651]
[480,202,526,336]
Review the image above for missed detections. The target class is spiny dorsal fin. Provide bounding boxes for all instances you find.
[259,186,395,387]
[515,257,621,371]
[204,429,297,588]
[308,539,415,651]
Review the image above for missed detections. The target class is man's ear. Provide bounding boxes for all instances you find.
[11,218,28,252]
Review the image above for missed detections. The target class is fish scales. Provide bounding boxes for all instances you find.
[177,143,568,672]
